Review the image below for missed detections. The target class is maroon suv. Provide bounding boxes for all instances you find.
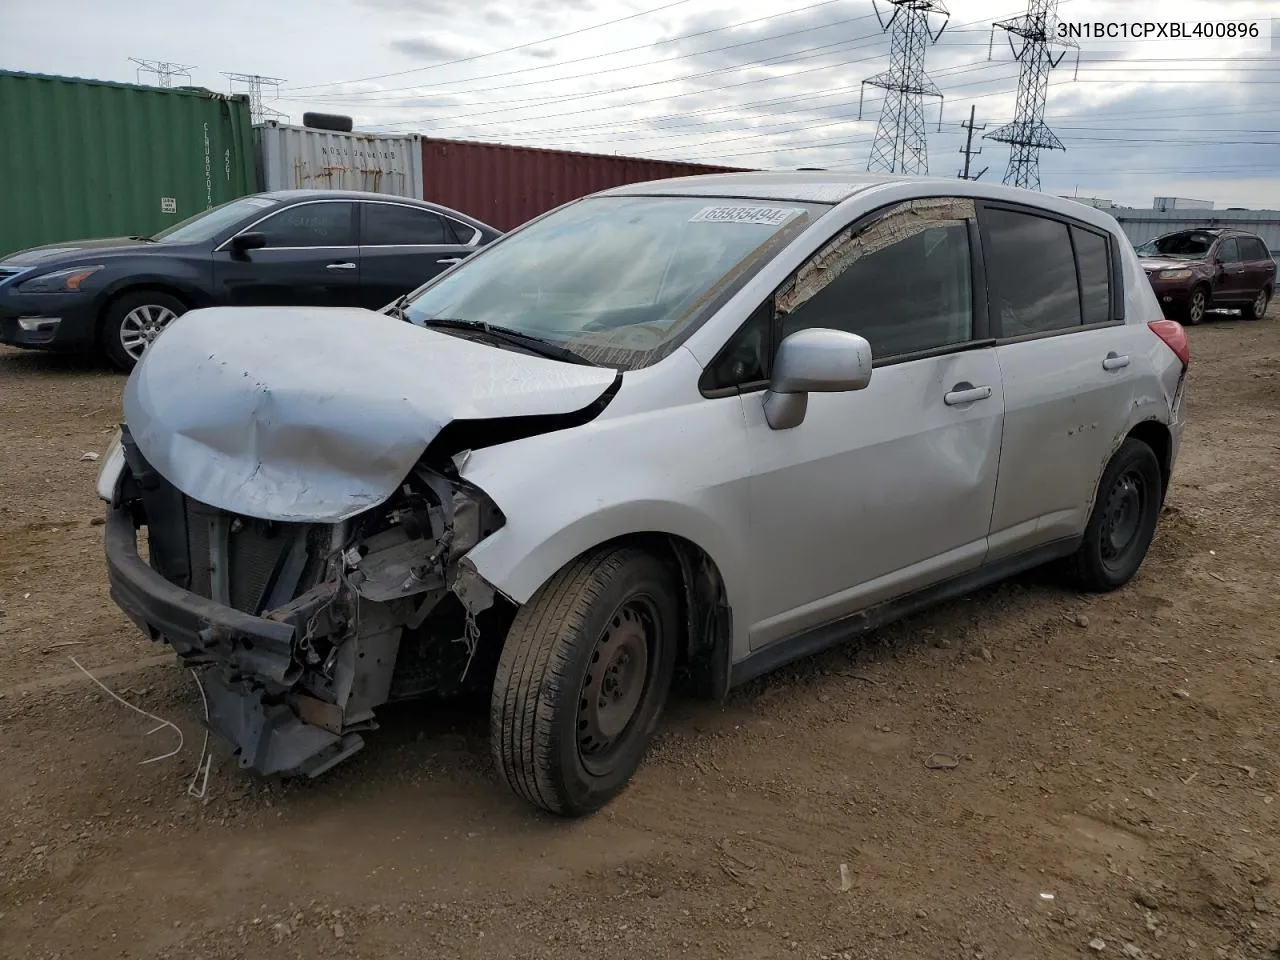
[1136,228,1275,324]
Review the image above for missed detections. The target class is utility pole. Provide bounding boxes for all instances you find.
[983,0,1079,191]
[130,58,196,88]
[958,105,988,180]
[222,72,287,124]
[859,0,950,176]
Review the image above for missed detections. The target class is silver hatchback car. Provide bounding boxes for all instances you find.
[99,173,1189,816]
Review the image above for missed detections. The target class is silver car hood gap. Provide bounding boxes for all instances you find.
[123,307,618,522]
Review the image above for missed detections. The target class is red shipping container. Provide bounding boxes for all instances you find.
[420,137,748,232]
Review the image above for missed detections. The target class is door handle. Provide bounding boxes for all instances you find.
[1102,352,1130,371]
[326,262,357,271]
[943,383,992,406]
[436,257,464,265]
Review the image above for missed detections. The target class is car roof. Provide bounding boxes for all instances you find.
[595,171,903,205]
[255,189,495,229]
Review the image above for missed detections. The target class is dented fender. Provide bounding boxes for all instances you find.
[456,349,757,661]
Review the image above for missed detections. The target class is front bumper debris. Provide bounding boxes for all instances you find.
[104,502,364,775]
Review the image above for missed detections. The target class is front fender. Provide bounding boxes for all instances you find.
[464,495,747,609]
[98,260,214,310]
[457,361,753,653]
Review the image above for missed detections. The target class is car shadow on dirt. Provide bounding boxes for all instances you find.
[0,346,118,377]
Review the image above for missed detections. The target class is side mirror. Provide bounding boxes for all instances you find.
[230,232,267,255]
[763,328,873,430]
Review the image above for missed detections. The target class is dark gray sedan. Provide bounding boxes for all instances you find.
[0,189,500,370]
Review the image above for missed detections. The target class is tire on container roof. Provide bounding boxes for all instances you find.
[303,111,353,132]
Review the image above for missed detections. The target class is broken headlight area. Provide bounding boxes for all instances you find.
[111,429,510,778]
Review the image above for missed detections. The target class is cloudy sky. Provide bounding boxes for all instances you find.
[2,0,1277,208]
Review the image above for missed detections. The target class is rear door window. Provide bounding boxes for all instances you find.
[361,203,451,246]
[983,208,1081,337]
[1240,237,1270,261]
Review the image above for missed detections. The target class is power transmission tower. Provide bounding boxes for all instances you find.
[222,72,287,124]
[958,105,988,180]
[130,58,195,88]
[858,0,950,176]
[983,0,1079,191]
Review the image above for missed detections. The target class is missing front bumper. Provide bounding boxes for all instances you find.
[104,503,359,777]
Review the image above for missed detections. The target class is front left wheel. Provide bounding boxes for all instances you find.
[102,289,187,372]
[491,547,678,816]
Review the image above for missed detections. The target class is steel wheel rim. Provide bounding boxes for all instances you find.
[1189,291,1205,324]
[119,304,178,360]
[1100,469,1146,568]
[1255,291,1268,316]
[577,597,658,775]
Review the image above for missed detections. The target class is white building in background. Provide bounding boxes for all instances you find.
[1153,197,1215,212]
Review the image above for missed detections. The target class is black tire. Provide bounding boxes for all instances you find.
[1178,284,1210,326]
[491,547,678,816]
[1068,439,1163,592]
[101,289,188,372]
[1244,287,1271,321]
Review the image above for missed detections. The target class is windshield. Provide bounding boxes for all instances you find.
[151,196,281,244]
[1136,231,1216,259]
[402,195,823,370]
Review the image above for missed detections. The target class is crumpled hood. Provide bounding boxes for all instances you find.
[1138,257,1204,273]
[123,306,618,522]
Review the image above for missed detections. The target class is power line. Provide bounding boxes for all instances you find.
[282,0,702,92]
[861,0,951,175]
[366,84,1280,151]
[290,0,876,101]
[129,58,196,88]
[288,2,1069,124]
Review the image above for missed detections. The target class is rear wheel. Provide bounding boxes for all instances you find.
[1180,285,1209,325]
[102,290,187,372]
[1067,439,1163,592]
[1244,287,1270,321]
[491,547,678,816]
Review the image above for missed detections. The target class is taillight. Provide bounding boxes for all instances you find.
[1148,319,1190,369]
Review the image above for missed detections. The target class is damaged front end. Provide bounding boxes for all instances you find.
[104,428,508,778]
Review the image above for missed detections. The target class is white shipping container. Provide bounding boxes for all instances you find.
[1153,196,1215,212]
[254,122,424,199]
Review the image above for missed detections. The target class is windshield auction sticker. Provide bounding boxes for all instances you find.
[690,206,803,226]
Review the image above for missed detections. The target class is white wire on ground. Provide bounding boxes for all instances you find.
[70,655,184,764]
[187,668,212,799]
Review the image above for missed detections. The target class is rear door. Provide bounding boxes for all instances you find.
[213,200,362,307]
[358,201,478,309]
[1240,236,1277,303]
[980,203,1141,562]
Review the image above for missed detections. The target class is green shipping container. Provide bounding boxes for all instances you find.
[0,70,258,257]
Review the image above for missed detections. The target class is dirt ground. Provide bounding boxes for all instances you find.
[2,303,1278,960]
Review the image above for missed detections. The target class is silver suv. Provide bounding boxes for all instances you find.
[98,173,1189,815]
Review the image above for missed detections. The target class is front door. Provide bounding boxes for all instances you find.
[741,197,1005,651]
[978,204,1142,560]
[1214,237,1247,303]
[358,201,478,309]
[213,200,362,308]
